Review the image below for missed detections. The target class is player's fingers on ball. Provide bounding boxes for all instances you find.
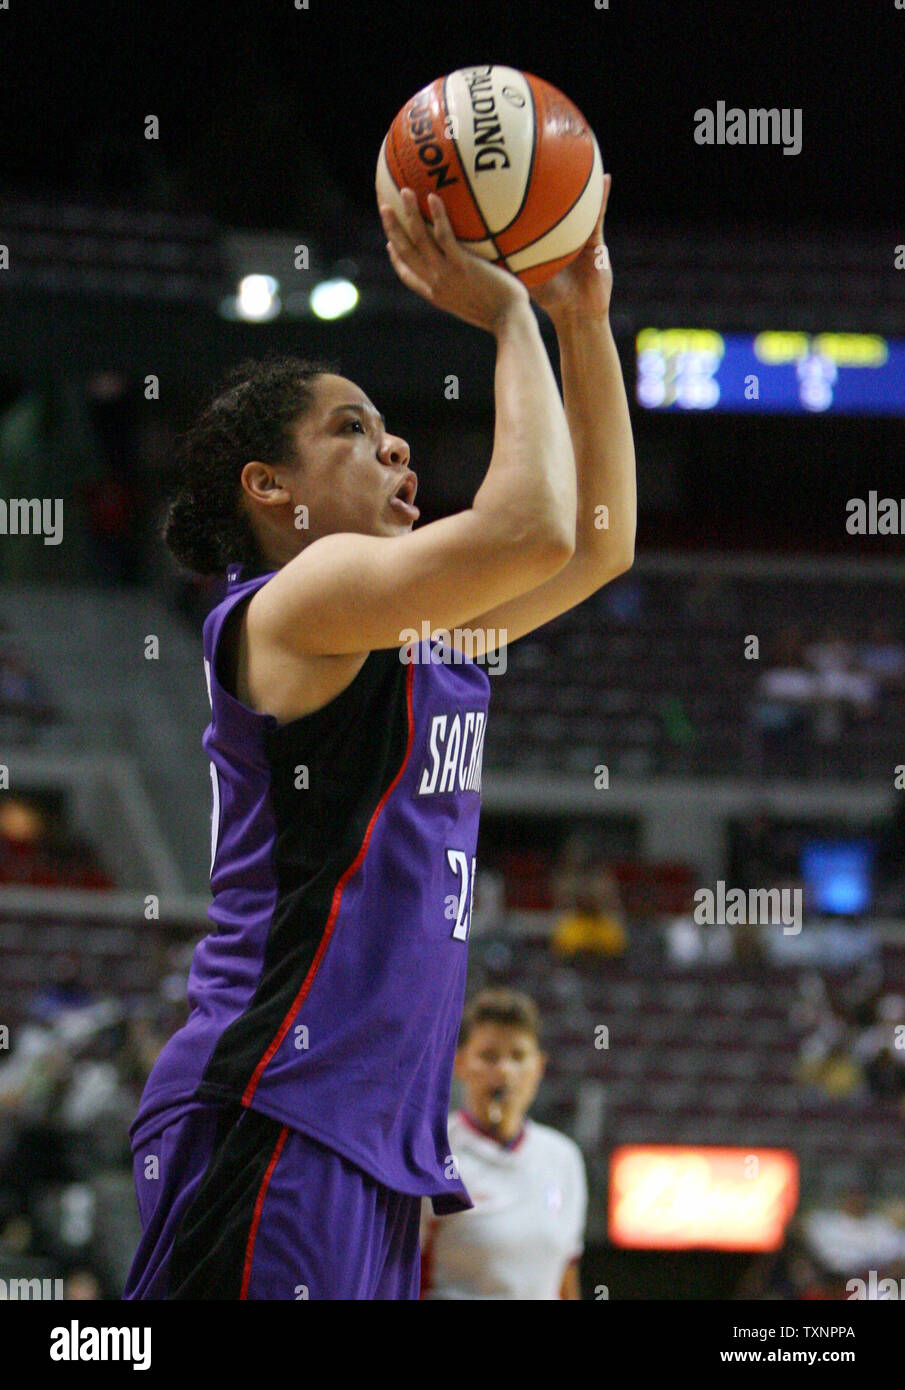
[398,187,435,252]
[425,194,456,252]
[408,195,452,272]
[394,194,451,281]
[386,198,437,266]
[385,239,435,299]
[387,218,440,284]
[379,202,417,255]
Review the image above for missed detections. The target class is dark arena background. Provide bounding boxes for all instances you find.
[0,0,903,1357]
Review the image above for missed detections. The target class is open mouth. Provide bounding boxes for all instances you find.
[488,1087,506,1124]
[389,470,419,520]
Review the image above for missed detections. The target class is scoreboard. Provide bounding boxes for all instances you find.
[635,329,905,415]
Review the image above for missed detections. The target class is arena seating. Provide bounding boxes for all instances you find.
[487,567,905,779]
[0,586,212,890]
[0,913,156,1026]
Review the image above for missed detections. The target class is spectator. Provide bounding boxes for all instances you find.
[663,910,732,967]
[0,796,112,889]
[550,833,628,959]
[802,1189,905,1277]
[853,992,905,1067]
[789,970,830,1021]
[806,626,876,745]
[64,1267,104,1300]
[795,1035,864,1101]
[864,1048,905,1109]
[750,628,816,771]
[805,625,855,678]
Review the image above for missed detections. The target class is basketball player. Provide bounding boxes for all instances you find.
[420,990,587,1300]
[124,176,634,1299]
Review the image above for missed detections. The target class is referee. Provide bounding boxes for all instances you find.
[421,989,588,1299]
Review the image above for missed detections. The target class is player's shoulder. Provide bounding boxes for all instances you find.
[526,1118,586,1173]
[204,570,273,645]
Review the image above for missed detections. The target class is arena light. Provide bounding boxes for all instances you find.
[608,1145,799,1251]
[310,277,359,321]
[235,274,281,322]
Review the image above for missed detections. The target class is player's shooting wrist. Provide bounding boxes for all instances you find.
[490,300,543,345]
[549,305,612,333]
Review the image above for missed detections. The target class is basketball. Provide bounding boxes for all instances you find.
[376,64,604,288]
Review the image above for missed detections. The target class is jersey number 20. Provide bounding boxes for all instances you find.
[446,850,476,941]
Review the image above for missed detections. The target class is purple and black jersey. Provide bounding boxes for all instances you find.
[131,563,491,1214]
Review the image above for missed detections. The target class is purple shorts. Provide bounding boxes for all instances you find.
[123,1102,422,1300]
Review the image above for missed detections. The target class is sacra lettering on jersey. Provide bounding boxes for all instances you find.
[419,711,486,796]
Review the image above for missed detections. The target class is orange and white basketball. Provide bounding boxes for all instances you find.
[376,65,604,288]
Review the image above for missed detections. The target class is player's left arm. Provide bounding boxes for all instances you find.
[465,174,637,652]
[560,1260,582,1300]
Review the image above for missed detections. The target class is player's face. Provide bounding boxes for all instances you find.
[455,1024,546,1141]
[288,373,418,542]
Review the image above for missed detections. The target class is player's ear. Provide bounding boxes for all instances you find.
[452,1048,466,1080]
[240,460,293,505]
[536,1049,548,1081]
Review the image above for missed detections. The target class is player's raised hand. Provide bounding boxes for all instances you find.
[380,187,530,336]
[529,172,613,324]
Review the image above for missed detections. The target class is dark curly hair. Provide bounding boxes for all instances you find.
[162,354,340,577]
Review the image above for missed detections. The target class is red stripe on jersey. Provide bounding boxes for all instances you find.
[241,661,416,1108]
[240,1123,290,1299]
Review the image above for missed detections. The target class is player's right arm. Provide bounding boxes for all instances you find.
[248,190,577,660]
